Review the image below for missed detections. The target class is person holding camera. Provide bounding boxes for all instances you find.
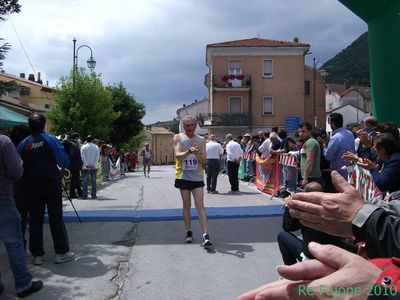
[17,113,74,266]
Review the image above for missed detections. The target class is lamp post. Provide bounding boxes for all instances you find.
[313,57,326,128]
[73,38,96,71]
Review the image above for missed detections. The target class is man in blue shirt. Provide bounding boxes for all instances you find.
[18,113,74,266]
[321,113,355,179]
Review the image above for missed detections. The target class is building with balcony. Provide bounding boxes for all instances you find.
[204,38,326,137]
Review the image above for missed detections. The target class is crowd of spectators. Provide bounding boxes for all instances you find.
[201,112,400,298]
[1,110,399,298]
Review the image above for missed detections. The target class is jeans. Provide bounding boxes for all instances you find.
[206,159,220,191]
[227,161,240,191]
[82,169,97,198]
[277,231,304,265]
[0,206,32,293]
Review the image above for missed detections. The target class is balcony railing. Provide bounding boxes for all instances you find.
[212,74,252,89]
[199,113,252,127]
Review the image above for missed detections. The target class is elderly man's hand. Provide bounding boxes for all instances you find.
[237,243,381,300]
[286,171,363,237]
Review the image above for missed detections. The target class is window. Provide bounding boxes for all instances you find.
[263,97,273,115]
[45,104,51,109]
[304,81,310,96]
[229,97,242,114]
[263,60,273,77]
[229,60,242,75]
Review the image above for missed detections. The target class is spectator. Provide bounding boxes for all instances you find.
[129,151,138,171]
[357,116,379,159]
[238,243,398,300]
[312,128,335,192]
[64,132,83,198]
[269,132,282,150]
[298,122,321,188]
[206,134,223,194]
[277,181,352,265]
[357,133,400,194]
[100,144,110,181]
[81,135,100,199]
[0,132,43,298]
[225,134,243,193]
[320,112,355,179]
[258,132,272,158]
[257,130,266,145]
[9,125,30,247]
[17,113,74,265]
[287,170,400,259]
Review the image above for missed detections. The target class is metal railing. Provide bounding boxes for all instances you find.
[204,74,252,89]
[199,113,251,127]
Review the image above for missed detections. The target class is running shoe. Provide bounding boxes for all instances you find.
[185,230,193,243]
[32,256,43,266]
[202,233,213,247]
[54,251,75,264]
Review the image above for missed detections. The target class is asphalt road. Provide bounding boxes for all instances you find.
[0,165,285,300]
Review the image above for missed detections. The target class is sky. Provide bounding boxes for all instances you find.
[1,0,367,124]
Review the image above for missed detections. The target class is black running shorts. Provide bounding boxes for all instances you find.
[174,179,205,190]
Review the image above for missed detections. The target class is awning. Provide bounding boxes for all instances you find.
[0,105,29,128]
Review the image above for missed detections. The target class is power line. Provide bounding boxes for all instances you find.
[9,17,54,109]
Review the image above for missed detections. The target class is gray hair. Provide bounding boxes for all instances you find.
[182,115,198,125]
[226,134,233,141]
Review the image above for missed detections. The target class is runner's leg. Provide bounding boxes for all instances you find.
[192,187,208,233]
[180,189,192,231]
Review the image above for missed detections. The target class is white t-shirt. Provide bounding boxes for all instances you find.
[258,138,272,158]
[206,141,223,159]
[226,141,243,162]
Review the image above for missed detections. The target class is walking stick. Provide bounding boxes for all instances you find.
[62,169,82,223]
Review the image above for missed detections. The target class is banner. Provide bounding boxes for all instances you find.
[238,158,245,180]
[349,165,382,203]
[255,154,279,195]
[278,154,298,192]
[109,157,122,180]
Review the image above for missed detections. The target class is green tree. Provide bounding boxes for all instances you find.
[48,68,118,139]
[121,129,147,152]
[0,0,21,94]
[107,82,145,147]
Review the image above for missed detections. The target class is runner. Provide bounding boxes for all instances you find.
[140,143,152,177]
[173,115,213,247]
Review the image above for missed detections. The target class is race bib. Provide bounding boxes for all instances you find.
[183,154,198,171]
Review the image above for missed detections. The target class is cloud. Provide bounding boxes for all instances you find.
[1,0,367,123]
[142,102,182,125]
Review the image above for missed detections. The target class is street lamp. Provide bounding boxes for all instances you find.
[73,38,96,71]
[313,57,327,128]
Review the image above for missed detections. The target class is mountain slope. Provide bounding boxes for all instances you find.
[322,32,369,86]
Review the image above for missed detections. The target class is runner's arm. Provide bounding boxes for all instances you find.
[173,134,191,160]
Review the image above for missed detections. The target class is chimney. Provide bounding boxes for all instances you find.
[28,74,35,82]
[36,72,43,84]
[20,73,25,79]
[344,79,350,90]
[293,37,299,43]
